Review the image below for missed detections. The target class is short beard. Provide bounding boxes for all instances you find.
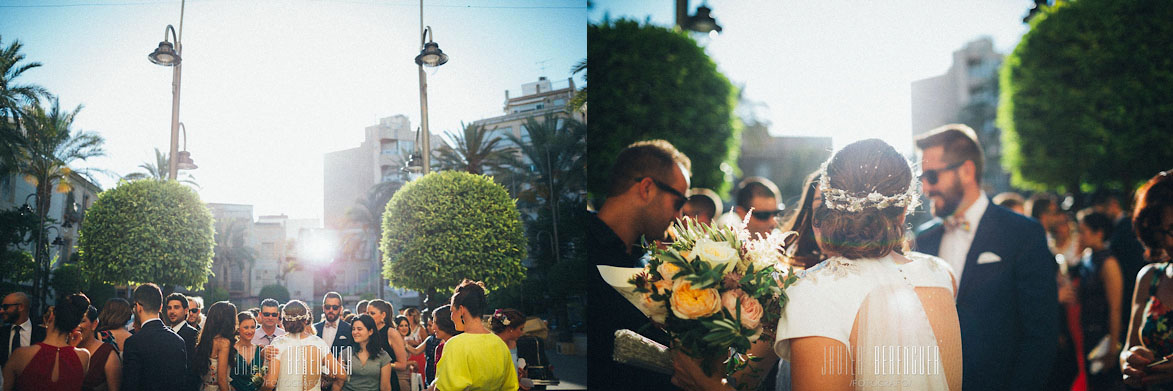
[930,183,965,218]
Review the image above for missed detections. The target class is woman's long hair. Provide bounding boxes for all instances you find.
[192,301,238,380]
[1134,170,1173,260]
[780,171,825,268]
[95,298,132,333]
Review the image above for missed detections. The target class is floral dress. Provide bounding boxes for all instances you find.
[1142,263,1173,359]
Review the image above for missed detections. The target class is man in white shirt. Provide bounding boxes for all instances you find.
[165,292,201,391]
[252,298,286,347]
[0,292,45,367]
[913,124,1057,391]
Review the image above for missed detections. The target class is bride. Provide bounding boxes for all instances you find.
[262,300,347,391]
[773,138,963,391]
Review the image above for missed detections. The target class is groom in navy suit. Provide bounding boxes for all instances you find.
[122,283,190,391]
[913,124,1057,391]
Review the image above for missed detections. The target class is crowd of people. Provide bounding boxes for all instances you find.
[1,278,533,391]
[588,124,1173,391]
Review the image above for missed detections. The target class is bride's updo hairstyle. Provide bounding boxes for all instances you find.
[813,139,915,259]
[281,300,312,334]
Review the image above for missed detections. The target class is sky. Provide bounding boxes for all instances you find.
[1,0,586,220]
[589,0,1033,155]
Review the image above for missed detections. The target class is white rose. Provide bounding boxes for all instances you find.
[693,238,738,274]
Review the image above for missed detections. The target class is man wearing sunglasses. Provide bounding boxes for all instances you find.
[185,296,204,331]
[913,124,1057,391]
[252,298,286,347]
[588,139,691,391]
[1,292,45,367]
[314,291,352,356]
[725,177,783,238]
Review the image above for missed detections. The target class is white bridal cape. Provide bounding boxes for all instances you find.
[774,252,962,391]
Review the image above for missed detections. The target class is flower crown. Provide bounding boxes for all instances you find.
[282,313,311,322]
[493,309,511,326]
[817,159,921,214]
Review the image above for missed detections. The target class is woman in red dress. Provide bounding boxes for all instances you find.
[1,293,93,391]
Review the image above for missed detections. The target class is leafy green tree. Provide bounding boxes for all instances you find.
[123,148,199,187]
[588,19,740,199]
[0,207,38,284]
[50,263,87,296]
[434,122,510,175]
[569,58,586,113]
[998,0,1173,193]
[258,284,290,304]
[380,171,527,309]
[78,180,215,291]
[13,97,106,309]
[344,181,403,297]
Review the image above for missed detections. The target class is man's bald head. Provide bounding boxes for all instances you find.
[2,291,31,324]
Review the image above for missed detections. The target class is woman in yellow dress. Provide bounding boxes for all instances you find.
[433,280,519,391]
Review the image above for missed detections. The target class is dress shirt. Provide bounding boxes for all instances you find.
[939,191,989,282]
[9,319,31,355]
[322,320,338,346]
[251,326,286,347]
[170,321,186,333]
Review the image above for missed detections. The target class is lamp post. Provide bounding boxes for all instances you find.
[415,0,449,175]
[674,0,722,35]
[148,0,185,180]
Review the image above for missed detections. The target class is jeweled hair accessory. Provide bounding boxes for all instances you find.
[817,159,922,214]
[493,309,511,326]
[282,312,311,322]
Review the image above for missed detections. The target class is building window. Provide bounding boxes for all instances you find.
[381,140,397,155]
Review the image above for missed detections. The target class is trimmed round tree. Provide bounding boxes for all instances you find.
[998,0,1173,193]
[588,19,740,198]
[78,180,214,290]
[380,171,527,309]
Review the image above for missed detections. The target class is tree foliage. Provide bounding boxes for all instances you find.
[380,171,527,298]
[258,284,290,304]
[123,147,199,187]
[998,0,1173,193]
[78,180,215,288]
[434,122,510,175]
[50,263,87,296]
[588,19,740,199]
[0,35,49,177]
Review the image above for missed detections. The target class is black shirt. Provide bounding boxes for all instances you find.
[586,211,677,390]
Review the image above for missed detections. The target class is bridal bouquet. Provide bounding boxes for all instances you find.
[625,216,799,376]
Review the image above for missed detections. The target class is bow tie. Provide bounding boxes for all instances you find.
[326,321,336,328]
[944,216,971,232]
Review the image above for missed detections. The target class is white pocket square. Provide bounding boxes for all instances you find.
[977,252,1002,264]
[338,336,347,339]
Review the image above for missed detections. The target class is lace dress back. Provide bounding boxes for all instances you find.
[775,252,963,391]
[270,334,329,391]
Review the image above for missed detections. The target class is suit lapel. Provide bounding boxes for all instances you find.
[957,206,999,301]
[916,223,945,256]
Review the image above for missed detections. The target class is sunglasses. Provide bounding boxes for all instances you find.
[635,177,687,211]
[750,209,784,220]
[188,309,199,314]
[324,305,341,310]
[920,160,966,185]
[0,303,20,310]
[262,312,279,317]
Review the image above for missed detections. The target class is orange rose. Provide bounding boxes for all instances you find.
[721,289,764,330]
[670,280,722,319]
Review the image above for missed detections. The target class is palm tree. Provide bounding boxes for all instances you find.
[569,58,586,113]
[211,219,257,297]
[13,97,106,310]
[1,35,50,178]
[343,181,402,298]
[433,122,510,175]
[123,147,199,187]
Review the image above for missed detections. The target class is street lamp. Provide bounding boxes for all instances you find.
[415,0,449,175]
[149,0,186,180]
[675,0,722,36]
[176,123,198,170]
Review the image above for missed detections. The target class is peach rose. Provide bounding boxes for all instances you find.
[670,280,722,319]
[657,262,682,281]
[721,289,764,330]
[652,278,673,294]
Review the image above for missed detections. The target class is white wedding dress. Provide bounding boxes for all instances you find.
[270,333,330,391]
[774,252,962,391]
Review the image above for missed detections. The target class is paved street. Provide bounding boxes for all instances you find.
[545,347,586,390]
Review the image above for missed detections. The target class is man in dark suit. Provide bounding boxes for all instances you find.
[1,292,46,367]
[315,291,352,390]
[588,140,691,390]
[123,283,190,391]
[165,292,200,391]
[913,124,1058,391]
